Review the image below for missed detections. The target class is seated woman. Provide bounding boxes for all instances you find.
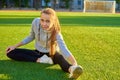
[6,8,83,79]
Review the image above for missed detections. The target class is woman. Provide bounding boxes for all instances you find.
[6,8,83,79]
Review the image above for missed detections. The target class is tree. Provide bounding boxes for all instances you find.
[44,0,50,7]
[13,0,19,7]
[0,0,3,9]
[53,0,56,9]
[64,0,69,8]
[51,0,58,10]
[0,0,6,9]
[69,0,73,11]
[116,0,120,11]
[34,0,40,10]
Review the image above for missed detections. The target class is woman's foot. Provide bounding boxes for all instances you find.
[37,55,53,64]
[69,65,83,79]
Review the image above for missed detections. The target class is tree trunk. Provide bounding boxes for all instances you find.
[34,0,39,10]
[69,0,73,11]
[118,3,120,11]
[0,0,2,9]
[19,0,21,9]
[51,0,56,10]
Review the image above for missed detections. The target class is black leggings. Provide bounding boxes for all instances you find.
[7,48,71,72]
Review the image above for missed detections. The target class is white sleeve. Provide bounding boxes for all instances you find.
[56,33,71,58]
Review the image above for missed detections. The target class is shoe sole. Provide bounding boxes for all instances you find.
[70,66,83,79]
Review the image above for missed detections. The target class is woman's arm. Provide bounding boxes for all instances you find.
[56,33,78,65]
[6,42,23,53]
[6,18,38,53]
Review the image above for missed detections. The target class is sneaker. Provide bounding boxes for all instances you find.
[40,55,53,64]
[69,65,83,79]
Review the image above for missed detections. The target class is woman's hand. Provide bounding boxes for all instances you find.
[6,46,16,54]
[6,42,23,54]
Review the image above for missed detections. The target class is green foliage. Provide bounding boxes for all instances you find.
[24,0,29,7]
[1,0,6,8]
[44,0,50,7]
[45,0,50,3]
[116,0,120,3]
[63,0,70,8]
[13,0,19,7]
[0,11,120,80]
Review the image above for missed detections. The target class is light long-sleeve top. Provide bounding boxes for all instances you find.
[22,18,71,58]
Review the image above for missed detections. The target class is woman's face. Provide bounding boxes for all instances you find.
[40,13,54,31]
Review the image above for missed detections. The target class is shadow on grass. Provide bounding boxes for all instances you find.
[0,60,71,80]
[59,16,120,27]
[0,18,33,25]
[0,16,120,27]
[0,15,38,18]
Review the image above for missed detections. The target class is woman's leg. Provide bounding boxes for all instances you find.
[52,52,72,72]
[7,48,43,62]
[52,52,83,79]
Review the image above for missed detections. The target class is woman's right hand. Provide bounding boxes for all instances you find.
[6,46,16,54]
[6,42,23,54]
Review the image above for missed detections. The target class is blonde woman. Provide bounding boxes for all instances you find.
[6,8,83,79]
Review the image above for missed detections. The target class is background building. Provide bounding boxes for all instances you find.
[0,0,84,10]
[0,0,118,12]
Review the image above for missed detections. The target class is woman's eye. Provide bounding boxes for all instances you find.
[41,19,44,22]
[46,20,50,23]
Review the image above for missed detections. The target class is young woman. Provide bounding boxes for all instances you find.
[6,8,83,79]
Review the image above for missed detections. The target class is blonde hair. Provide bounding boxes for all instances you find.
[41,8,61,57]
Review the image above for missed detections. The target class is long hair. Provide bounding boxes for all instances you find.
[41,8,61,57]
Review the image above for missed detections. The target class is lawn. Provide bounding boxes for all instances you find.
[0,10,120,80]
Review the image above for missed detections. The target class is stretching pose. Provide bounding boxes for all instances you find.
[6,8,83,79]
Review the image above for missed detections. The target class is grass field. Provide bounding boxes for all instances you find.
[0,10,120,80]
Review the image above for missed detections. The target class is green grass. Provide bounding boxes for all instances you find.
[0,10,120,80]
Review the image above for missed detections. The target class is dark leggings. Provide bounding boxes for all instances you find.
[7,48,71,72]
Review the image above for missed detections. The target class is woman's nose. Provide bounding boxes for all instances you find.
[43,22,47,25]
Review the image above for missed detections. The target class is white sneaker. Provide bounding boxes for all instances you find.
[69,65,83,79]
[40,55,53,64]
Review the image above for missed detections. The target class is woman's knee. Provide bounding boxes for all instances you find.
[6,49,16,58]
